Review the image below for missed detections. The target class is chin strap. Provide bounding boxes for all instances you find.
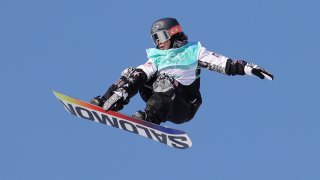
[172,40,188,48]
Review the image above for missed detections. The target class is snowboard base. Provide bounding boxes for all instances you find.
[53,90,192,149]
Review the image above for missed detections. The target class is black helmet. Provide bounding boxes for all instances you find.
[151,18,188,48]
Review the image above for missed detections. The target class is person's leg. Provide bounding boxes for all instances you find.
[168,78,202,124]
[133,74,176,124]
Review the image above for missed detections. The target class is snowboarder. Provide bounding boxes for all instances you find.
[91,17,274,125]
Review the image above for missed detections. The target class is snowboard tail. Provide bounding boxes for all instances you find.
[53,90,192,149]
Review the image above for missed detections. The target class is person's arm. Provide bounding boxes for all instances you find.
[198,46,274,80]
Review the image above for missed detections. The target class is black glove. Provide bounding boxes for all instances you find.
[245,63,274,80]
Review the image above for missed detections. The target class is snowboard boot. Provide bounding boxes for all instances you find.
[132,110,147,121]
[90,96,104,107]
[132,110,161,125]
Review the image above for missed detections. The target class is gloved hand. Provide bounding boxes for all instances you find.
[244,63,274,80]
[102,88,129,111]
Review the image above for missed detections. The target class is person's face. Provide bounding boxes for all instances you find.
[157,39,171,50]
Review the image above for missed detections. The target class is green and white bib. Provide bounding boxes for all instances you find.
[146,42,201,85]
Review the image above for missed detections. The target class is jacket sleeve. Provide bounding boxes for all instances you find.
[198,46,247,76]
[137,59,158,80]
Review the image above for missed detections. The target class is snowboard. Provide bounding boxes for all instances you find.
[53,91,192,149]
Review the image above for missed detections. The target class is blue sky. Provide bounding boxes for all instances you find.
[1,0,320,179]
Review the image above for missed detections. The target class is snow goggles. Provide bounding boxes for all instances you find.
[151,30,171,45]
[151,25,182,45]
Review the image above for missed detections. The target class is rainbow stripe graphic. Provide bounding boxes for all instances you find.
[53,90,192,149]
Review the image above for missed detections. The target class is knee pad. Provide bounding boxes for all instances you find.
[153,74,175,93]
[121,67,136,79]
